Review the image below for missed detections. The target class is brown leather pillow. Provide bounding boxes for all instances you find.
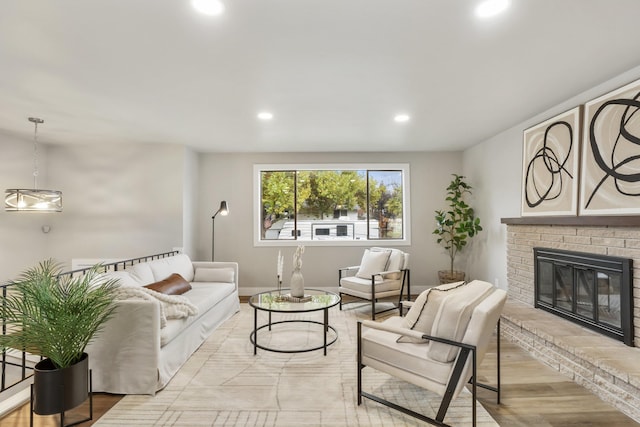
[144,273,192,295]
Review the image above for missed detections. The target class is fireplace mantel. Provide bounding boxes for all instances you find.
[501,216,640,226]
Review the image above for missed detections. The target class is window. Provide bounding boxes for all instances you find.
[254,164,410,246]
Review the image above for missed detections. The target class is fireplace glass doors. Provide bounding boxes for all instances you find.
[534,248,634,346]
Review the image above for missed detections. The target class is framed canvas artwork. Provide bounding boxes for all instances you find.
[580,78,640,215]
[521,106,582,216]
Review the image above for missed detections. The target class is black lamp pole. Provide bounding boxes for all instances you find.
[211,200,229,261]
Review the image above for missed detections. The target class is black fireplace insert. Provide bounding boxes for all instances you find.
[534,247,634,346]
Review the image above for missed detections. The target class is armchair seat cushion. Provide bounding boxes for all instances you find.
[339,276,402,294]
[361,317,451,387]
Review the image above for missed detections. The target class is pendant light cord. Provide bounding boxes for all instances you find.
[29,117,44,190]
[33,120,39,189]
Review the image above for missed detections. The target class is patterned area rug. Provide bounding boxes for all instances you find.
[94,302,498,426]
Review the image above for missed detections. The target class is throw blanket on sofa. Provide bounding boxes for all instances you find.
[115,286,199,328]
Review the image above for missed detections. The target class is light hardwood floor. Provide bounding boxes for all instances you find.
[3,320,639,426]
[477,338,639,426]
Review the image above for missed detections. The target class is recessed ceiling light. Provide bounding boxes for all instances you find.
[192,0,225,16]
[475,0,510,18]
[257,112,274,121]
[394,114,410,123]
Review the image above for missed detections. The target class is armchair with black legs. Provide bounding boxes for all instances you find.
[357,280,506,427]
[338,247,410,320]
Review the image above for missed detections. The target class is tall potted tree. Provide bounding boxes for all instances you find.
[0,260,118,416]
[433,174,483,284]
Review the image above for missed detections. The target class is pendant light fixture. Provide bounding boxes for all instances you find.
[5,117,63,212]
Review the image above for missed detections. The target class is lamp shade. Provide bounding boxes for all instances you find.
[5,189,63,212]
[219,201,228,216]
[5,117,63,213]
[213,200,228,218]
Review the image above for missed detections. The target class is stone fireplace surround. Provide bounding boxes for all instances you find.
[502,216,640,422]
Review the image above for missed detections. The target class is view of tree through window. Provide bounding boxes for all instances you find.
[260,168,404,241]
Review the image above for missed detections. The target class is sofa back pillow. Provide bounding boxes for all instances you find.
[147,254,195,282]
[193,267,235,283]
[97,270,140,288]
[129,262,155,285]
[144,273,192,295]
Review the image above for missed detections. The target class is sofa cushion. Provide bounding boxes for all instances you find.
[193,267,235,283]
[144,273,192,295]
[356,249,391,280]
[427,280,495,362]
[146,254,195,282]
[160,282,237,346]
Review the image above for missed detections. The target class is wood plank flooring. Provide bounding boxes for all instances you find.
[2,313,638,426]
[477,338,640,426]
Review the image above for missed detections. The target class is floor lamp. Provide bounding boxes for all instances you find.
[211,200,229,261]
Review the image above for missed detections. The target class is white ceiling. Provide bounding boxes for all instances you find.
[2,0,640,153]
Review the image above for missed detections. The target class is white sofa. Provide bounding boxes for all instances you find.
[86,253,240,395]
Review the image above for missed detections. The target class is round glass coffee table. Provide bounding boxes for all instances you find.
[249,288,341,356]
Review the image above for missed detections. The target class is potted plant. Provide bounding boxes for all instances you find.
[433,174,483,284]
[0,259,118,415]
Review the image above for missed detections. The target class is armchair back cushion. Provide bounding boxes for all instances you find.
[370,247,406,279]
[427,280,494,362]
[355,249,391,280]
[398,281,466,343]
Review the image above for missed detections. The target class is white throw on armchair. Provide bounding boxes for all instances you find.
[357,280,506,426]
[338,247,410,320]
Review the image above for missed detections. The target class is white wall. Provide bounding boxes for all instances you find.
[0,133,49,280]
[197,151,462,295]
[182,147,199,257]
[45,143,187,270]
[463,64,640,290]
[0,140,190,281]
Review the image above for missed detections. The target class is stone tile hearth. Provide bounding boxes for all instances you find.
[501,300,640,424]
[503,222,640,423]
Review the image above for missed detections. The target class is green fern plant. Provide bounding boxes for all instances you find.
[0,259,119,369]
[433,174,483,276]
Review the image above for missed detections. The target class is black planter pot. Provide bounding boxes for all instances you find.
[33,353,89,415]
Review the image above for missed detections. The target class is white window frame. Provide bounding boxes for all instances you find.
[253,163,411,247]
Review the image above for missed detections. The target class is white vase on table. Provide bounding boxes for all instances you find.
[290,268,305,297]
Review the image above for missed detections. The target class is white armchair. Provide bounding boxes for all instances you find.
[357,280,506,426]
[338,247,410,320]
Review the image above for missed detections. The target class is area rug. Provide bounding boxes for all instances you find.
[94,303,498,426]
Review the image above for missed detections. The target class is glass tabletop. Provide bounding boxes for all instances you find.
[249,288,341,313]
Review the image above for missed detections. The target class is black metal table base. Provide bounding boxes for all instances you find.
[251,315,338,355]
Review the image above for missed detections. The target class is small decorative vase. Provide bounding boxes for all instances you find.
[290,268,305,297]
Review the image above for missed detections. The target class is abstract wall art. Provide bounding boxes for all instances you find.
[521,106,582,216]
[580,78,640,215]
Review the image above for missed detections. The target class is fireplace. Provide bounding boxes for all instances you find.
[534,247,634,346]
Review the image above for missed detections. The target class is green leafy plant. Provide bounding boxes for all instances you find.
[0,259,119,369]
[433,174,483,276]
